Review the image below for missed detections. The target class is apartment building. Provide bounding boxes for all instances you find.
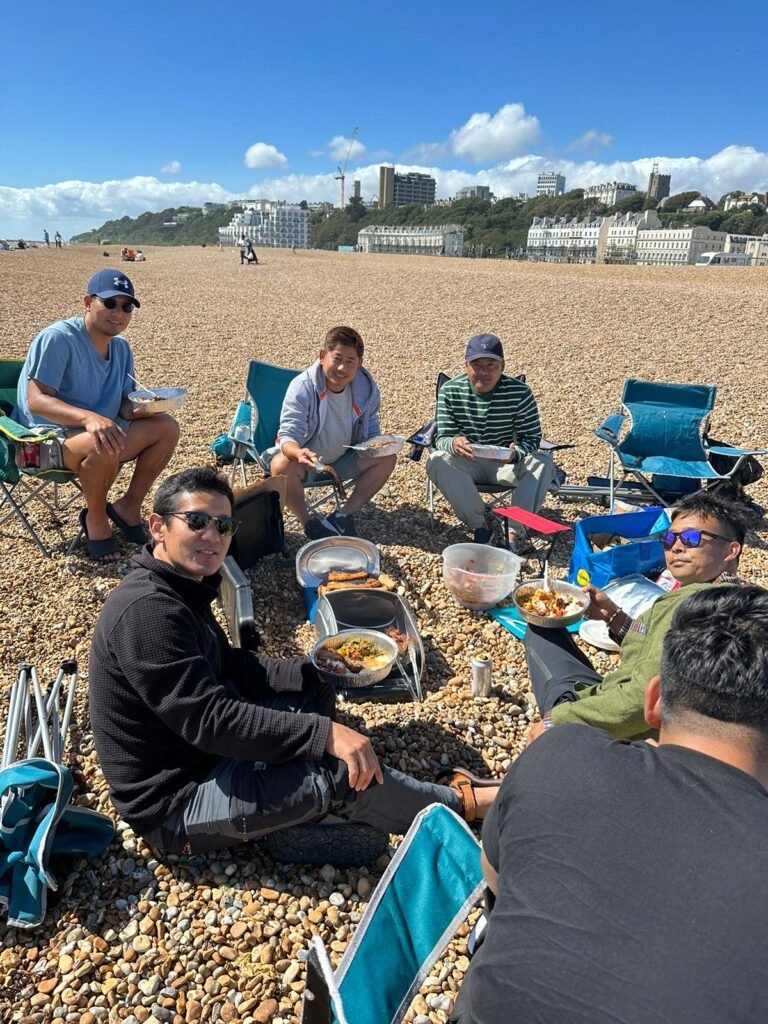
[596,210,662,263]
[536,172,566,197]
[527,216,604,263]
[357,224,464,256]
[635,226,726,266]
[723,192,768,211]
[583,181,639,206]
[378,167,437,207]
[454,185,494,201]
[218,200,311,249]
[744,235,768,266]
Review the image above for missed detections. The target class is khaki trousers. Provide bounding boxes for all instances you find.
[426,449,554,529]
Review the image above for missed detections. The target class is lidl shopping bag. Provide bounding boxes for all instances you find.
[567,506,670,591]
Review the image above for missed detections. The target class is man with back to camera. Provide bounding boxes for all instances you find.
[426,333,553,546]
[264,325,396,540]
[525,490,747,743]
[450,584,768,1024]
[88,466,499,858]
[12,269,179,561]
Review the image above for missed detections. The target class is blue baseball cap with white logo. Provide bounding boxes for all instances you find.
[465,333,503,363]
[86,268,141,308]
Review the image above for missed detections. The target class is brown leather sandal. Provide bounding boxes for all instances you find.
[437,767,499,823]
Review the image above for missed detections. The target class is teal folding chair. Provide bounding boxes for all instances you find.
[595,378,768,506]
[301,803,485,1024]
[212,360,349,515]
[0,358,83,557]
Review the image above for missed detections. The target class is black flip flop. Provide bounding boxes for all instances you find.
[106,502,149,544]
[79,508,120,562]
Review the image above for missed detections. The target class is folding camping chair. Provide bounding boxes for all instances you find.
[594,378,768,507]
[301,803,486,1024]
[411,372,574,532]
[0,358,83,557]
[212,360,352,516]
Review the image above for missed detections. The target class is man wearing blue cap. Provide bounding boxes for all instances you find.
[13,269,179,561]
[426,333,553,544]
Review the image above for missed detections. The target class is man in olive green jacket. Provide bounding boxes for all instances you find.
[525,491,748,742]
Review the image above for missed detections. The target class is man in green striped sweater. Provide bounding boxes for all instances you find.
[426,334,553,544]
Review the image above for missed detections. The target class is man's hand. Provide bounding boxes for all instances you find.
[296,447,319,470]
[452,436,474,459]
[82,413,126,455]
[506,444,521,465]
[325,722,383,792]
[526,719,548,747]
[583,584,620,623]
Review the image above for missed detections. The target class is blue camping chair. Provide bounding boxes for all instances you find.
[0,358,83,557]
[301,803,485,1024]
[212,360,351,514]
[596,378,767,506]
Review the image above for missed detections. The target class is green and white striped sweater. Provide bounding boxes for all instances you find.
[434,374,542,457]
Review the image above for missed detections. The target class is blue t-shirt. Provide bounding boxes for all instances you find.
[13,317,135,429]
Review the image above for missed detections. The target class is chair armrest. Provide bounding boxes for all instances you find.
[0,416,58,443]
[594,412,625,445]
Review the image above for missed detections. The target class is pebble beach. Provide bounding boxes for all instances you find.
[0,245,767,1024]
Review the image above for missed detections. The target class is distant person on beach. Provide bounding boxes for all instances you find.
[43,230,50,246]
[450,584,768,1024]
[13,269,179,562]
[54,231,62,248]
[426,333,553,546]
[263,325,396,540]
[246,238,258,264]
[89,465,498,859]
[237,235,248,264]
[17,239,27,250]
[134,250,145,262]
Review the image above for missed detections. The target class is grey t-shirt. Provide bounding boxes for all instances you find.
[311,387,353,464]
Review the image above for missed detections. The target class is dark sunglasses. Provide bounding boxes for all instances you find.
[168,511,239,537]
[657,528,734,550]
[97,296,136,313]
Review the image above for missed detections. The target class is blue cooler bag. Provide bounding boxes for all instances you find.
[568,506,670,590]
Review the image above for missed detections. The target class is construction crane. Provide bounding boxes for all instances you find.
[335,127,359,210]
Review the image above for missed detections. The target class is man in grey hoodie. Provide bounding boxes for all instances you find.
[264,326,395,539]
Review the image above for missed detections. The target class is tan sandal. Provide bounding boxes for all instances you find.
[437,767,499,823]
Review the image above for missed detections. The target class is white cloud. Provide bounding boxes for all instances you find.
[308,149,325,158]
[328,135,367,163]
[403,141,448,163]
[3,146,766,239]
[161,160,181,174]
[565,130,613,156]
[243,142,288,169]
[449,104,541,162]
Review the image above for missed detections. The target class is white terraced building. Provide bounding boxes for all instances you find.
[583,181,638,206]
[596,210,661,263]
[635,226,727,266]
[526,216,604,263]
[357,224,464,256]
[218,200,311,249]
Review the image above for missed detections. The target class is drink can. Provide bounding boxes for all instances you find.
[233,423,251,444]
[471,653,493,697]
[19,441,40,469]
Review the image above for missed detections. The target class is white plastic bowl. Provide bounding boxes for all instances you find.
[129,387,187,415]
[442,543,523,611]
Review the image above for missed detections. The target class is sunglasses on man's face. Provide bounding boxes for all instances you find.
[97,296,136,313]
[657,528,734,550]
[168,511,239,537]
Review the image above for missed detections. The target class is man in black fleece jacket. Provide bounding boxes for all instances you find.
[89,467,499,855]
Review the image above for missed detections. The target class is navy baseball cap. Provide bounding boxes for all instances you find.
[465,333,503,363]
[86,268,141,308]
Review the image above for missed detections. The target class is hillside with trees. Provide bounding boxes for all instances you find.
[71,190,768,254]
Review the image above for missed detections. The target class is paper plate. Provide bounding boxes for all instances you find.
[578,618,620,652]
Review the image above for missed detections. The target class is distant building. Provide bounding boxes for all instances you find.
[744,235,768,266]
[647,165,671,203]
[685,197,716,213]
[536,172,566,197]
[378,167,437,207]
[724,233,768,254]
[202,202,226,216]
[454,185,495,202]
[512,192,529,202]
[583,182,639,206]
[218,200,311,249]
[353,180,361,200]
[596,210,662,263]
[357,224,463,257]
[723,192,768,211]
[526,215,604,263]
[635,226,726,265]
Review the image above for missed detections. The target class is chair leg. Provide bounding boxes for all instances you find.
[0,483,51,557]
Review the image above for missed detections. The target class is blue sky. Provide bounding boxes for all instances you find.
[2,0,767,238]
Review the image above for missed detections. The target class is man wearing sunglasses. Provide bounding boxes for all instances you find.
[89,467,499,860]
[524,490,748,743]
[13,269,180,561]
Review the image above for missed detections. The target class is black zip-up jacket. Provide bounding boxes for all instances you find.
[89,547,330,837]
